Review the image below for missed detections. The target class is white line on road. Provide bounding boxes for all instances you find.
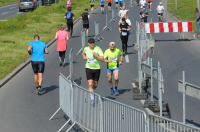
[1,12,9,15]
[125,55,129,63]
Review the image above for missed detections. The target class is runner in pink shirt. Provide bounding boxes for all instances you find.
[55,25,69,66]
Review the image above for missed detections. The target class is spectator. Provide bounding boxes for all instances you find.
[66,0,72,11]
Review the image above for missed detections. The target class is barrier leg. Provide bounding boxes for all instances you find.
[76,47,83,56]
[57,119,71,132]
[49,107,61,120]
[65,122,76,132]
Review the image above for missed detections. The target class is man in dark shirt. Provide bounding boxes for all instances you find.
[81,8,90,36]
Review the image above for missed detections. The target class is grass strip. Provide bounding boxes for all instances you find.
[0,0,16,7]
[0,0,98,80]
[167,0,197,32]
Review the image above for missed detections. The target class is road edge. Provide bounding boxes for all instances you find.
[0,17,81,88]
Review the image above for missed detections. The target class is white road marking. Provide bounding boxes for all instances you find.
[1,12,9,15]
[125,55,129,63]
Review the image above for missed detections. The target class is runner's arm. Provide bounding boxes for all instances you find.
[93,52,104,61]
[27,46,32,55]
[45,48,49,54]
[82,52,88,60]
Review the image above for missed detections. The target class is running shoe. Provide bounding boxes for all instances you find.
[110,88,115,95]
[114,87,119,96]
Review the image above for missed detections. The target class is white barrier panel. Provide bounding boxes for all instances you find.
[148,114,200,132]
[59,74,72,117]
[72,83,102,132]
[102,97,147,132]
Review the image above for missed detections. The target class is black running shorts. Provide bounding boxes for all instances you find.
[108,2,112,7]
[86,68,101,81]
[100,4,104,7]
[31,61,45,74]
[83,23,89,29]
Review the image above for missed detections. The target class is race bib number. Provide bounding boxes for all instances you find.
[121,31,127,36]
[111,57,117,63]
[88,58,96,64]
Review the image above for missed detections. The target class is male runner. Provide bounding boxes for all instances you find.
[82,38,104,101]
[28,35,48,95]
[104,42,123,96]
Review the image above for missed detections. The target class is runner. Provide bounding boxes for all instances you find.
[100,0,105,14]
[147,0,152,11]
[115,0,119,9]
[65,8,74,37]
[139,0,146,9]
[82,38,104,102]
[139,7,148,23]
[104,42,123,96]
[107,0,112,12]
[156,2,164,22]
[28,35,48,95]
[55,24,69,67]
[118,17,131,55]
[81,9,90,36]
[89,0,95,11]
[118,0,124,9]
[118,6,128,18]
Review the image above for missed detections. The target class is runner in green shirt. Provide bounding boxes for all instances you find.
[104,42,123,96]
[82,38,104,101]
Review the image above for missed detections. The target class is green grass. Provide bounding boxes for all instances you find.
[0,0,98,80]
[0,0,16,7]
[167,0,197,31]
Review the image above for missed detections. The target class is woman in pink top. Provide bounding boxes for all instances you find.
[55,25,69,66]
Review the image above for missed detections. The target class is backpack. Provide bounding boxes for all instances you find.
[66,12,72,19]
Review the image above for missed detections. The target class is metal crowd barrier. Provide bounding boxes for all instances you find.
[49,74,200,132]
[148,114,200,132]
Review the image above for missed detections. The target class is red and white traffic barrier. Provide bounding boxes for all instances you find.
[145,22,193,33]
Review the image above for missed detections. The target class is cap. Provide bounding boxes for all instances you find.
[109,42,116,47]
[88,38,95,44]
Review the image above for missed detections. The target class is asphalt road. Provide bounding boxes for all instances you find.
[0,4,22,20]
[0,0,200,132]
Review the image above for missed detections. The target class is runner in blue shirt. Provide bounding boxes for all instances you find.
[100,0,105,14]
[28,35,48,95]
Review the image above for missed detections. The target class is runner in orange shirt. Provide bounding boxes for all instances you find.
[55,24,69,67]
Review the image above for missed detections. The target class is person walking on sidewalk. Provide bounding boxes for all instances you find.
[81,9,90,36]
[104,42,123,96]
[195,8,200,38]
[118,17,131,55]
[28,35,48,95]
[55,24,69,67]
[82,38,104,101]
[65,8,74,38]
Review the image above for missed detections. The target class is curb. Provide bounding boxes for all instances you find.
[0,17,81,88]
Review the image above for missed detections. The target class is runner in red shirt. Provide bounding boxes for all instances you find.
[107,0,112,11]
[147,0,152,11]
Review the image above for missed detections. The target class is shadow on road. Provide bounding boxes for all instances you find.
[41,85,58,95]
